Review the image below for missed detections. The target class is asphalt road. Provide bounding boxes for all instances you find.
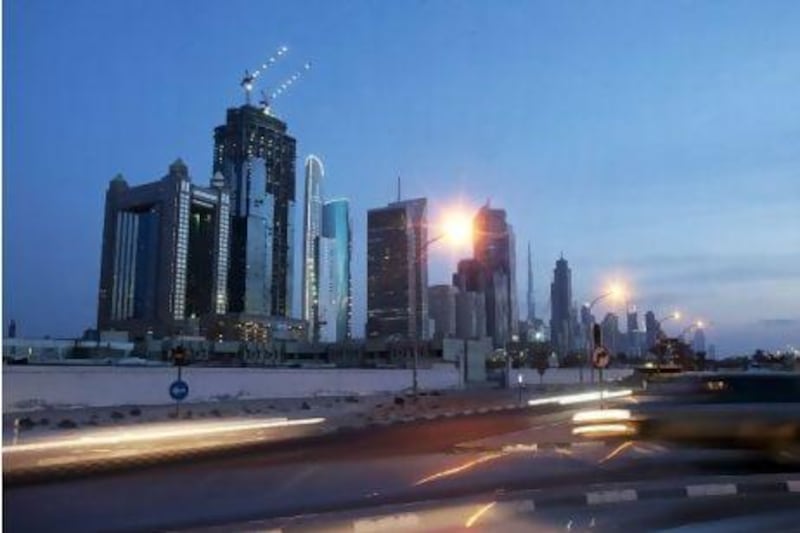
[4,403,800,532]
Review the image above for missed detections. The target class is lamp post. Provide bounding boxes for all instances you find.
[679,321,705,340]
[408,209,473,395]
[653,311,680,374]
[583,284,623,383]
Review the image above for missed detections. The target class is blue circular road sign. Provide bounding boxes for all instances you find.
[169,379,189,401]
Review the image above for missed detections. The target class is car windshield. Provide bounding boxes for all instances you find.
[3,1,800,532]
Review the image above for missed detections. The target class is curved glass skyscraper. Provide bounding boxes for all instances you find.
[301,155,324,340]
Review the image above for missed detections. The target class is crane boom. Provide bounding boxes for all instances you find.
[241,45,289,104]
[270,61,312,101]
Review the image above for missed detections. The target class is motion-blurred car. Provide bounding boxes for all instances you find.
[572,372,800,455]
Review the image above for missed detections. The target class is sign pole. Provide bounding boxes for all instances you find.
[176,364,182,418]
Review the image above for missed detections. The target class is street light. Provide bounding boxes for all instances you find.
[408,208,473,394]
[584,283,625,383]
[658,311,681,324]
[653,311,681,373]
[679,320,705,340]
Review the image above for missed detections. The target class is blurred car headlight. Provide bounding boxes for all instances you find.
[572,409,631,424]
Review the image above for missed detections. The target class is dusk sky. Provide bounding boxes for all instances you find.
[3,0,799,355]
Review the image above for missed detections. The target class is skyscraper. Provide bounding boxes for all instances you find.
[692,328,707,353]
[366,198,428,340]
[644,310,660,350]
[550,255,573,358]
[473,205,518,348]
[301,155,324,340]
[600,312,621,355]
[452,258,488,340]
[213,104,296,317]
[428,284,456,341]
[526,242,535,322]
[97,160,229,338]
[319,198,352,342]
[390,198,429,340]
[627,306,641,355]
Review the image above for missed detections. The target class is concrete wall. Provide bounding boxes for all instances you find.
[2,365,461,412]
[509,367,634,386]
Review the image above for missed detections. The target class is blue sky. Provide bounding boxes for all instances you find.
[4,0,799,355]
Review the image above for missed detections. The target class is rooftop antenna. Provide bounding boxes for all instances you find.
[397,175,401,202]
[241,45,289,105]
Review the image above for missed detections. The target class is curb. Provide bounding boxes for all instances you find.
[362,402,526,429]
[233,477,800,532]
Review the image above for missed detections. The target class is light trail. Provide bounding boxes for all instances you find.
[3,417,325,454]
[598,440,634,464]
[414,453,505,486]
[572,409,631,423]
[528,389,633,407]
[465,501,496,528]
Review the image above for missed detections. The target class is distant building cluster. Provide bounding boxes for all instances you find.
[54,65,712,369]
[96,97,348,345]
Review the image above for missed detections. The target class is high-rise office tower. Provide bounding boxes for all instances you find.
[97,160,229,338]
[366,198,428,339]
[453,258,483,292]
[550,255,573,358]
[428,284,457,341]
[390,198,429,340]
[301,155,324,340]
[213,104,296,317]
[526,242,535,322]
[452,258,488,340]
[626,306,640,354]
[644,310,660,350]
[580,303,594,347]
[319,198,352,342]
[692,328,707,353]
[473,205,518,348]
[600,312,620,355]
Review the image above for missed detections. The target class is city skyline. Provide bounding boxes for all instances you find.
[4,1,799,355]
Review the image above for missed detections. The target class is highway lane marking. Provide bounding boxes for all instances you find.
[353,513,420,532]
[586,489,638,505]
[465,501,496,528]
[598,440,633,464]
[786,480,800,492]
[686,483,737,497]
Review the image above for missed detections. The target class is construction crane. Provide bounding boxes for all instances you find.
[260,61,312,115]
[240,45,289,104]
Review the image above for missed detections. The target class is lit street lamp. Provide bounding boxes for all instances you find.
[679,320,706,340]
[653,311,681,373]
[584,283,625,383]
[409,208,473,394]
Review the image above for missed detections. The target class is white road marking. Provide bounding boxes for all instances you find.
[353,513,420,532]
[686,483,737,497]
[586,489,638,505]
[786,480,800,493]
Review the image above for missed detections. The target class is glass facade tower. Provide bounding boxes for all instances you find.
[213,105,296,317]
[319,199,352,342]
[301,155,325,340]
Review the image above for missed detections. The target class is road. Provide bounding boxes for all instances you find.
[4,400,800,532]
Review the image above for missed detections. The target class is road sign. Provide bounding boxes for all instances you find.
[592,346,610,369]
[169,379,189,401]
